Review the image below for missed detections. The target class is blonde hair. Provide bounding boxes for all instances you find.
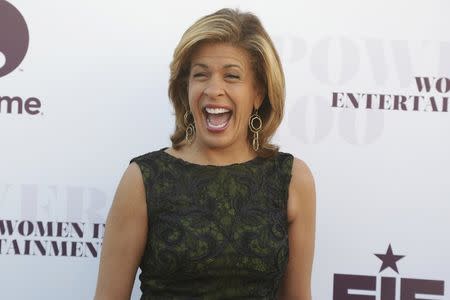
[168,8,285,157]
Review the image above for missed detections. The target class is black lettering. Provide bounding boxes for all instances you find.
[57,222,70,237]
[410,95,423,111]
[379,94,392,110]
[7,239,21,255]
[70,241,83,257]
[366,94,375,109]
[381,277,396,300]
[400,278,444,300]
[347,93,359,108]
[0,96,23,113]
[393,95,408,110]
[415,77,433,92]
[36,221,53,237]
[443,97,448,112]
[18,220,33,236]
[0,239,6,253]
[71,223,84,238]
[333,274,376,300]
[0,219,17,235]
[92,223,105,239]
[85,242,98,257]
[24,239,31,255]
[50,241,67,256]
[435,77,450,93]
[424,96,439,112]
[24,97,41,115]
[33,240,47,255]
[332,92,346,108]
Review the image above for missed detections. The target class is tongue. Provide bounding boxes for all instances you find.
[207,112,231,126]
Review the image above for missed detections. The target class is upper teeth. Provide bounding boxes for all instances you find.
[205,107,230,114]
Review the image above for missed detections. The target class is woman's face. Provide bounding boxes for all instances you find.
[187,42,263,152]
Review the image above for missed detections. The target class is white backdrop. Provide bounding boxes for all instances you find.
[1,0,449,299]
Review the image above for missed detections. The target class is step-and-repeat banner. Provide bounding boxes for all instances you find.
[1,0,449,299]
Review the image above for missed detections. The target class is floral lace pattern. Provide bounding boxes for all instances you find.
[130,148,293,300]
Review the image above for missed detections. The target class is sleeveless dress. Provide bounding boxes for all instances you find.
[130,148,294,300]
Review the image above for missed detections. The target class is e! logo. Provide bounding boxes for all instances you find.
[333,244,445,300]
[334,274,444,300]
[0,0,29,78]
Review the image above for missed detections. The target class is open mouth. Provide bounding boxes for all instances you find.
[203,107,233,131]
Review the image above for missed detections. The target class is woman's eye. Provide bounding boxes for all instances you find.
[193,73,207,78]
[226,74,240,79]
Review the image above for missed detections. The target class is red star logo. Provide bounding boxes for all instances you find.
[374,244,405,274]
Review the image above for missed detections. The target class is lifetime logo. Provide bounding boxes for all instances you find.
[0,0,29,78]
[333,244,445,300]
[0,0,42,115]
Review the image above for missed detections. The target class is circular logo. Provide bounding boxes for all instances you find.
[0,0,29,78]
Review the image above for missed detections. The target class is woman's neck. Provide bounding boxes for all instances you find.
[168,142,257,166]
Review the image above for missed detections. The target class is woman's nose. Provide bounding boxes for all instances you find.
[203,77,225,98]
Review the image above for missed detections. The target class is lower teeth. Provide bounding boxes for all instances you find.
[205,111,231,129]
[207,119,228,129]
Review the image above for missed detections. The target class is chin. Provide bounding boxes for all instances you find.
[199,137,234,150]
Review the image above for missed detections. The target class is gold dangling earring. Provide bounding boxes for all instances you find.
[249,109,262,151]
[184,110,195,144]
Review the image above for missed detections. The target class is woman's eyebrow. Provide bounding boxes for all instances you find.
[191,63,243,71]
[191,63,209,69]
[223,64,243,70]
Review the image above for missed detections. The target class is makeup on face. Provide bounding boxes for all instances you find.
[187,43,262,151]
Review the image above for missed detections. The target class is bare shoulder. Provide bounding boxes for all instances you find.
[120,162,145,193]
[287,156,316,224]
[110,162,146,216]
[120,162,145,195]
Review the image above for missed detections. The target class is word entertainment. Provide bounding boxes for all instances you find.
[0,219,105,257]
[0,239,102,257]
[332,76,450,112]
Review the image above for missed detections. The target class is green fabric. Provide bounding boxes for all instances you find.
[130,148,293,300]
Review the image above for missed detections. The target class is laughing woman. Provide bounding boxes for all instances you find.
[94,8,316,300]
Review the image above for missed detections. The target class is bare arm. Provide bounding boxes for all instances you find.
[94,162,148,300]
[278,158,316,300]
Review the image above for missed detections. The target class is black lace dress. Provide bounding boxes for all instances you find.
[130,148,293,299]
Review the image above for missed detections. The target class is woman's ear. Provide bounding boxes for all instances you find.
[254,86,265,110]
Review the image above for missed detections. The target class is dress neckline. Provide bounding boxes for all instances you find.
[159,147,263,168]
